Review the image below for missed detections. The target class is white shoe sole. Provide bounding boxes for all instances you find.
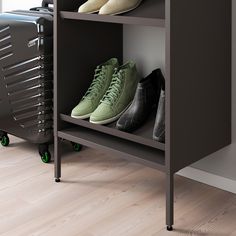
[89,103,131,125]
[71,113,92,119]
[99,0,143,16]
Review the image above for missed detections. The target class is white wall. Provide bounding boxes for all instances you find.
[2,0,42,11]
[123,26,165,77]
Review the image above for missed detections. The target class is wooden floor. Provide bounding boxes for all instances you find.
[0,135,236,236]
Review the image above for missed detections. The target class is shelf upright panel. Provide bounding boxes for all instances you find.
[165,0,173,229]
[54,0,84,179]
[165,0,231,229]
[167,0,232,173]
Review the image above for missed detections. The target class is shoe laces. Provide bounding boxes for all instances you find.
[101,69,124,105]
[83,66,106,99]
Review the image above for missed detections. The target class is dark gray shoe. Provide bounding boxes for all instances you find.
[153,90,165,143]
[116,69,164,132]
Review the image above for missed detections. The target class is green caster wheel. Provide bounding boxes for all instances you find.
[40,151,51,163]
[39,144,51,163]
[1,135,9,147]
[72,142,82,152]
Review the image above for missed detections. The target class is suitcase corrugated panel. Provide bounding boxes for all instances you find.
[0,10,53,145]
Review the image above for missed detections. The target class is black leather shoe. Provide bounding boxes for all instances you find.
[116,69,165,132]
[153,90,165,143]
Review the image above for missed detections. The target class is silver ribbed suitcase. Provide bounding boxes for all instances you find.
[0,2,53,163]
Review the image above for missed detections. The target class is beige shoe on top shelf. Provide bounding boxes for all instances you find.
[99,0,143,15]
[78,0,109,14]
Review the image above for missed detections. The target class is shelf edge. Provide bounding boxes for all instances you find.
[60,114,165,151]
[60,11,165,27]
[58,130,166,172]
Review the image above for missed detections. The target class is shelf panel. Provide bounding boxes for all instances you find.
[58,126,165,172]
[60,0,165,27]
[60,114,165,151]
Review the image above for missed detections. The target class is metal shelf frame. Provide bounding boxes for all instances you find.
[54,0,232,230]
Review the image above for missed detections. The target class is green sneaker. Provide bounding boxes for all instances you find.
[71,58,119,119]
[90,61,139,124]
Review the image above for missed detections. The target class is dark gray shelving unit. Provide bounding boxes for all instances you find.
[54,0,232,231]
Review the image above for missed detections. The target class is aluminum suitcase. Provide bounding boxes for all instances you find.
[0,1,53,163]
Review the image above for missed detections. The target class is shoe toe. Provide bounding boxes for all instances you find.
[99,3,116,15]
[79,0,109,13]
[116,122,130,132]
[71,107,86,117]
[78,2,97,13]
[71,100,93,118]
[78,3,89,13]
[116,114,136,132]
[153,131,165,143]
[90,104,112,123]
[116,116,129,131]
[99,0,139,15]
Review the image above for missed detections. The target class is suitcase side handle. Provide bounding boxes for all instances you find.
[30,7,53,13]
[42,0,53,8]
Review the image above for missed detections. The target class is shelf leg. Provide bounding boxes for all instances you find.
[166,173,174,231]
[54,136,61,182]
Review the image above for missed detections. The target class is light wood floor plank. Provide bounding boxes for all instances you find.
[0,135,236,236]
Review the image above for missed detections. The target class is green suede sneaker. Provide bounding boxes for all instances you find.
[90,61,139,124]
[71,58,119,119]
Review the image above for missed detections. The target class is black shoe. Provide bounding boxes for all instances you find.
[116,69,165,132]
[153,89,165,143]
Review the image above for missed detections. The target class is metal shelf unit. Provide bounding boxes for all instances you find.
[54,0,232,230]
